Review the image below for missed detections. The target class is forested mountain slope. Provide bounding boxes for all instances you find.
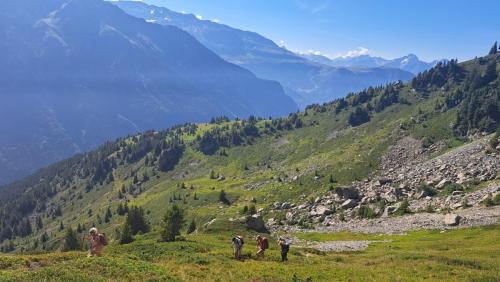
[0,0,297,185]
[0,51,498,252]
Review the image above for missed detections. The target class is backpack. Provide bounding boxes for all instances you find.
[262,238,269,249]
[98,234,108,246]
[232,236,244,246]
[281,243,289,253]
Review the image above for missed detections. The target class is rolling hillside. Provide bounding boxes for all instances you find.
[0,48,498,256]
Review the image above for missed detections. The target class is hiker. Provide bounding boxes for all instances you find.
[256,235,269,258]
[232,235,244,259]
[84,227,107,257]
[277,237,290,262]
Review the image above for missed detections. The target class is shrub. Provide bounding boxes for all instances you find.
[482,196,495,207]
[394,199,411,216]
[443,183,464,195]
[357,206,376,219]
[417,184,437,197]
[490,131,499,149]
[425,204,435,213]
[461,197,470,209]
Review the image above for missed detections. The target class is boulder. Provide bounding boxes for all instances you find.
[341,199,358,209]
[245,215,268,233]
[444,214,461,226]
[314,205,334,216]
[382,206,397,217]
[335,186,360,200]
[417,190,428,199]
[281,202,292,209]
[436,179,451,189]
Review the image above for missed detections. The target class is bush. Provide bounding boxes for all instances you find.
[160,205,185,242]
[482,196,496,207]
[425,204,435,213]
[417,184,437,197]
[394,199,411,216]
[443,183,464,195]
[461,197,470,209]
[357,206,376,219]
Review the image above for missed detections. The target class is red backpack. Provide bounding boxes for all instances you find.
[98,234,108,246]
[262,237,269,249]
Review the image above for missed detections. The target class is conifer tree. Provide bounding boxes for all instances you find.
[125,206,150,235]
[219,190,230,205]
[489,41,498,55]
[160,205,185,242]
[119,222,134,244]
[63,227,81,251]
[187,219,196,234]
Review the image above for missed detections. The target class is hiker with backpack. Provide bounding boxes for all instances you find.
[84,227,107,257]
[277,237,290,262]
[232,235,244,259]
[256,235,269,258]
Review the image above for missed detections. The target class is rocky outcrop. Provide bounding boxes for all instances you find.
[267,137,499,230]
[444,214,461,226]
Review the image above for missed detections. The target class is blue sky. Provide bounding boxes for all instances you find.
[143,0,500,62]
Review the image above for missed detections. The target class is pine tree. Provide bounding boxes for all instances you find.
[35,216,43,230]
[489,41,498,55]
[119,223,134,244]
[187,219,196,234]
[160,205,185,242]
[63,227,81,251]
[77,223,83,233]
[41,232,49,243]
[125,206,150,235]
[219,190,230,205]
[104,206,112,223]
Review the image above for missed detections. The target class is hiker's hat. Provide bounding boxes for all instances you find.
[89,227,98,234]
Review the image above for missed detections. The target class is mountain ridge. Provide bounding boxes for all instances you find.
[0,0,297,185]
[113,0,415,108]
[300,52,444,74]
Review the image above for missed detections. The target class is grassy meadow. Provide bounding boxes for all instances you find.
[0,224,499,281]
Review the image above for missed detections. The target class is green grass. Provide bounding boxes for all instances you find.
[1,225,499,281]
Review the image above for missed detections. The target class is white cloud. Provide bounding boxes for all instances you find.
[295,0,331,14]
[333,47,370,58]
[195,14,203,20]
[211,19,220,23]
[278,40,286,47]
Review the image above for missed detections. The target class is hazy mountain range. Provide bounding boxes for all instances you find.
[301,53,444,75]
[0,0,297,184]
[113,1,416,107]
